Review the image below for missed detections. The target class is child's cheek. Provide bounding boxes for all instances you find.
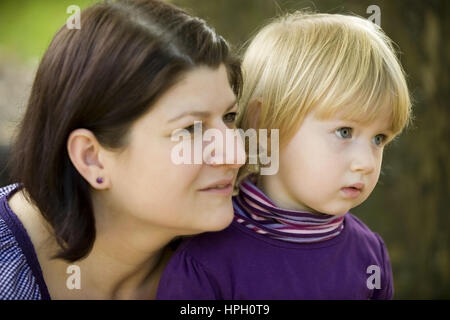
[326,135,349,153]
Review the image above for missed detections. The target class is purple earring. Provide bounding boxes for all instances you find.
[96,177,104,184]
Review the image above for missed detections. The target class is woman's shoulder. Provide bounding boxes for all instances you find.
[0,215,44,299]
[0,183,20,199]
[0,184,47,300]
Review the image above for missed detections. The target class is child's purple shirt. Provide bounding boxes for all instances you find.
[157,212,393,300]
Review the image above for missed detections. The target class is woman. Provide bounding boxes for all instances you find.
[0,0,244,299]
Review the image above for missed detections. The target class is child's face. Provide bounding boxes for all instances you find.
[264,109,393,215]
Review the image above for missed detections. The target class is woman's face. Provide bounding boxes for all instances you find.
[101,65,245,235]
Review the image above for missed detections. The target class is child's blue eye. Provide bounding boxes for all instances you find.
[223,112,238,124]
[335,127,352,139]
[373,134,387,146]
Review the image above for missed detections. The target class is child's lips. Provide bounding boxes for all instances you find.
[341,183,364,198]
[348,182,365,190]
[341,187,361,198]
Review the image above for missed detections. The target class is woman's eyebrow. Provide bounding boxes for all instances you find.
[168,99,237,123]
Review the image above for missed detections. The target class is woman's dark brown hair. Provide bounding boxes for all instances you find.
[7,0,242,262]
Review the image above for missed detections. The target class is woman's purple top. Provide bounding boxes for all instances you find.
[0,184,51,300]
[157,210,394,299]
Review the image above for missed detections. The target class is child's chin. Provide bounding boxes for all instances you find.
[319,206,351,216]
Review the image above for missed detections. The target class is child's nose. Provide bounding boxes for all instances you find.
[350,142,377,174]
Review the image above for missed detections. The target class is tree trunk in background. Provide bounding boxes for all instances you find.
[373,0,449,299]
[0,146,10,185]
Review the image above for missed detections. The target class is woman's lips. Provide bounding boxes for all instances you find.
[199,183,233,195]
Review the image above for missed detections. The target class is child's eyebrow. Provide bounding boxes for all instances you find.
[168,99,237,123]
[327,118,394,134]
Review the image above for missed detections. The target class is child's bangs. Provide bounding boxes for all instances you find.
[313,73,396,130]
[311,33,410,135]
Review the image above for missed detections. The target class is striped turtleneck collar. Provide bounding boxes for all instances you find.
[232,179,347,244]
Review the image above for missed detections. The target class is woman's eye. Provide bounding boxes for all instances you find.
[335,127,353,139]
[184,124,195,133]
[373,134,387,146]
[223,112,238,124]
[184,121,201,134]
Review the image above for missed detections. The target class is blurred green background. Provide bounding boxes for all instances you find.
[0,0,448,299]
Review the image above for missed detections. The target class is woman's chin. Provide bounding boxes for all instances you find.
[199,206,235,233]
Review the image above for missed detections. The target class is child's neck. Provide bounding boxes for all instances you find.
[256,175,329,217]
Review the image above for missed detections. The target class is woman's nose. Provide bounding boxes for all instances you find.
[203,125,246,168]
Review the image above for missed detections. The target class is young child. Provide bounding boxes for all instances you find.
[156,11,412,299]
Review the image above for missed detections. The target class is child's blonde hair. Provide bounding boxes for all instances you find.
[236,11,412,181]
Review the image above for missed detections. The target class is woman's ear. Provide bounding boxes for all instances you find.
[67,129,110,189]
